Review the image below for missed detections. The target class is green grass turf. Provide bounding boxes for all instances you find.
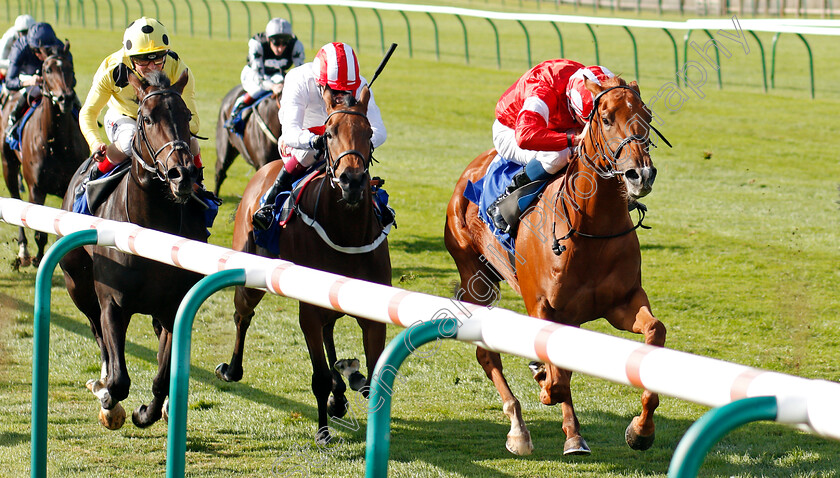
[0,4,839,477]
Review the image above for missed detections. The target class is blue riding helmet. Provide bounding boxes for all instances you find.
[27,23,61,49]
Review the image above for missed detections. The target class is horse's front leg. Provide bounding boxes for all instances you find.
[532,363,590,455]
[216,285,265,382]
[353,316,386,397]
[477,347,534,455]
[89,302,131,430]
[25,184,48,267]
[299,304,337,445]
[132,321,172,428]
[605,288,666,451]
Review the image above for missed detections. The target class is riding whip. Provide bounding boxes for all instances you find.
[367,43,398,88]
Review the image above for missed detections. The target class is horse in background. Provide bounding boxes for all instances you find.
[59,70,205,430]
[444,76,666,456]
[1,42,88,268]
[213,85,282,196]
[217,86,390,444]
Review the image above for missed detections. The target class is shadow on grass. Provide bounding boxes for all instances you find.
[0,291,317,421]
[389,234,447,255]
[0,431,28,447]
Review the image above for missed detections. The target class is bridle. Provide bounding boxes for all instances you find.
[579,85,671,179]
[322,108,374,187]
[548,83,672,255]
[40,54,76,108]
[131,88,192,182]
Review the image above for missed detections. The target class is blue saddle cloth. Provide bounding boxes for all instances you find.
[5,99,40,151]
[71,161,220,238]
[463,155,546,253]
[229,91,271,135]
[253,170,394,256]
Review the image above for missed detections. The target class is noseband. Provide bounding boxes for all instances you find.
[323,109,373,186]
[581,85,672,179]
[132,88,192,182]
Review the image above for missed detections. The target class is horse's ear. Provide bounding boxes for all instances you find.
[63,40,70,53]
[629,80,641,95]
[127,69,147,101]
[172,68,190,95]
[358,85,370,111]
[321,86,335,113]
[584,78,604,96]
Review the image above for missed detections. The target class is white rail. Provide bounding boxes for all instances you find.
[2,197,839,441]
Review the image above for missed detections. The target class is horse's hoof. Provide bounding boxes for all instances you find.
[215,362,241,382]
[315,427,332,446]
[98,403,126,430]
[563,436,591,455]
[505,431,534,456]
[625,420,655,451]
[162,397,169,423]
[327,395,348,419]
[19,256,31,268]
[132,404,162,428]
[32,256,42,268]
[12,257,21,271]
[334,358,360,376]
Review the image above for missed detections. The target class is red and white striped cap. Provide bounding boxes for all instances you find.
[566,65,615,122]
[314,42,361,92]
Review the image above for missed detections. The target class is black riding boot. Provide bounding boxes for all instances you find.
[486,170,532,233]
[225,96,252,131]
[252,168,296,231]
[5,93,29,139]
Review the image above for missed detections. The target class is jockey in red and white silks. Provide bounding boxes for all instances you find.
[252,42,387,231]
[278,42,386,170]
[493,59,613,175]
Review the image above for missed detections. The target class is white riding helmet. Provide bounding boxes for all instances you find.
[14,14,35,33]
[265,18,292,38]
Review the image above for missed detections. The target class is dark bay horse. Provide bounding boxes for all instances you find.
[214,85,281,196]
[1,43,88,268]
[59,70,205,430]
[444,76,666,456]
[217,86,390,444]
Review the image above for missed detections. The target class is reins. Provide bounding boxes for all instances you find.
[548,84,662,256]
[323,109,375,187]
[131,88,192,182]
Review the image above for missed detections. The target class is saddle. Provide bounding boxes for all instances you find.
[253,167,395,256]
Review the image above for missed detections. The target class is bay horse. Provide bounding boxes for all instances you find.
[59,69,205,430]
[217,86,389,444]
[444,76,666,456]
[1,42,88,269]
[214,85,281,196]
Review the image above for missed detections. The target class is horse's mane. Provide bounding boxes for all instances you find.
[601,75,627,88]
[143,70,171,90]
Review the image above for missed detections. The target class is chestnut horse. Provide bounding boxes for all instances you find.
[213,85,281,196]
[59,70,205,430]
[217,86,389,444]
[1,43,88,268]
[444,76,666,456]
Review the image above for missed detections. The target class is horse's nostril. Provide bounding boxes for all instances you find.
[625,169,640,181]
[167,168,183,181]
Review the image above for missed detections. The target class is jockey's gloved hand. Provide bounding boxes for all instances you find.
[310,134,326,151]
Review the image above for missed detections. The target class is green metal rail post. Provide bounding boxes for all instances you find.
[770,32,815,98]
[184,0,194,36]
[166,269,247,478]
[280,2,292,25]
[455,14,469,64]
[622,26,639,80]
[398,10,412,57]
[199,0,210,38]
[240,0,251,36]
[166,0,177,33]
[150,0,160,22]
[326,4,337,42]
[551,22,564,58]
[668,396,778,477]
[348,6,359,51]
[485,18,500,69]
[220,0,230,39]
[305,3,315,48]
[515,20,532,67]
[365,318,460,478]
[31,229,99,478]
[425,12,439,60]
[584,23,599,65]
[372,8,385,53]
[746,30,767,92]
[662,28,679,86]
